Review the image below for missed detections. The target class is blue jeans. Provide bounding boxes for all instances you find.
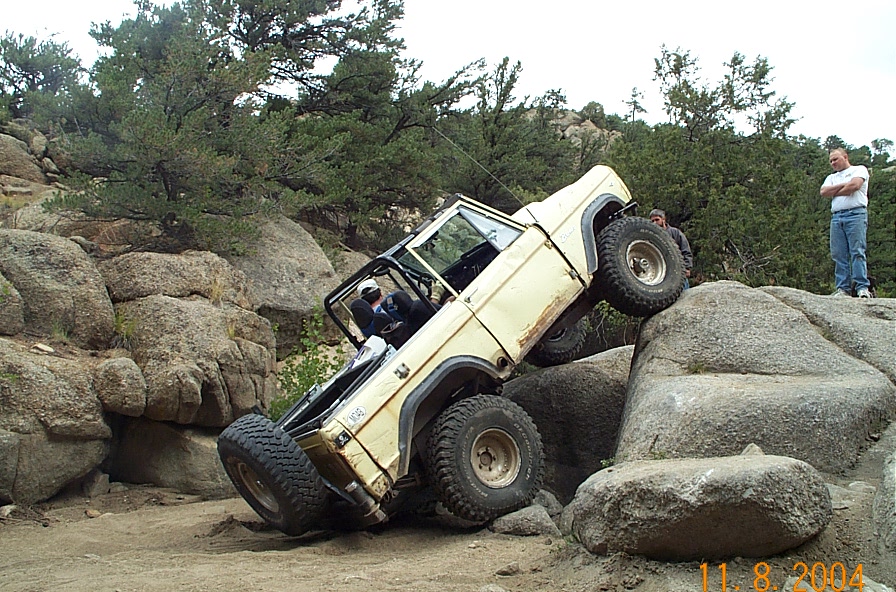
[830,208,868,292]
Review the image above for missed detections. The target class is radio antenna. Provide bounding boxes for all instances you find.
[431,126,526,209]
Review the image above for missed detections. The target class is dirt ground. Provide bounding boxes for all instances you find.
[2,427,894,592]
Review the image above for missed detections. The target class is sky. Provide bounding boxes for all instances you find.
[4,0,895,151]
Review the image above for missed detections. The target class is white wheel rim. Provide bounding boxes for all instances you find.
[470,428,521,488]
[626,239,667,286]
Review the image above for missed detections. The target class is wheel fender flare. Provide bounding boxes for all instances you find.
[396,356,503,476]
[580,194,627,275]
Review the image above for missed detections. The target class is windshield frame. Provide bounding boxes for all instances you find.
[323,197,527,350]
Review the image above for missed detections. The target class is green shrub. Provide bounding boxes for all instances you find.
[50,320,70,343]
[111,310,137,350]
[270,311,346,421]
[687,361,707,374]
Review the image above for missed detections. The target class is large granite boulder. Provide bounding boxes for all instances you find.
[118,294,277,426]
[93,356,148,417]
[0,200,151,252]
[561,453,832,560]
[1,120,48,159]
[0,133,45,183]
[615,282,896,472]
[98,250,254,310]
[0,229,115,349]
[106,416,236,499]
[0,429,107,505]
[0,337,110,503]
[762,286,896,384]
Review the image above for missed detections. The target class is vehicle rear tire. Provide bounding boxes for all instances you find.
[427,395,543,523]
[525,317,587,367]
[596,217,684,317]
[217,413,328,536]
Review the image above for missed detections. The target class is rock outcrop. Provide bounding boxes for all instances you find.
[0,229,115,349]
[762,286,896,384]
[0,338,110,502]
[535,277,895,565]
[225,216,341,358]
[93,357,148,417]
[106,417,236,499]
[116,295,276,426]
[98,250,254,309]
[0,229,281,503]
[0,134,46,183]
[615,281,895,472]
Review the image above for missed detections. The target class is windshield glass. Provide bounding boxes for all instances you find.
[407,207,522,276]
[459,208,521,251]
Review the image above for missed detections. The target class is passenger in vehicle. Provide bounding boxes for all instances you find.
[351,280,439,347]
[357,279,413,323]
[407,299,438,334]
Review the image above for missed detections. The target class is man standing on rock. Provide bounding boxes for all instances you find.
[820,148,871,298]
[649,209,693,289]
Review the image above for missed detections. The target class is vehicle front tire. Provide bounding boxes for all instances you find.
[217,413,328,536]
[525,317,587,367]
[427,395,544,523]
[596,217,684,317]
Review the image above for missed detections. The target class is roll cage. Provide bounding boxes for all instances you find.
[324,195,527,351]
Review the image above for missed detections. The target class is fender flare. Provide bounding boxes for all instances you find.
[580,194,627,275]
[396,356,503,476]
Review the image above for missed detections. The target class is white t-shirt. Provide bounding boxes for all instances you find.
[824,165,869,213]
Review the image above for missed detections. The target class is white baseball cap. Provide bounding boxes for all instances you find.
[357,278,380,297]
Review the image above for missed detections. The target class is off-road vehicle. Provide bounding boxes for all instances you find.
[218,165,684,535]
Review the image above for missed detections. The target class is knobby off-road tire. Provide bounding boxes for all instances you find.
[596,217,684,317]
[427,394,544,523]
[525,317,587,367]
[217,413,328,536]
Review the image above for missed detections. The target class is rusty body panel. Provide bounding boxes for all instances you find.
[296,429,358,490]
[457,226,583,362]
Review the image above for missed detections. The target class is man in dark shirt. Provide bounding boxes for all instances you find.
[649,208,693,289]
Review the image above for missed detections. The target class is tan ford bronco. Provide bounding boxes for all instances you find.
[218,165,684,535]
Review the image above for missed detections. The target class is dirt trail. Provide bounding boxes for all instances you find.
[0,490,564,592]
[1,425,894,592]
